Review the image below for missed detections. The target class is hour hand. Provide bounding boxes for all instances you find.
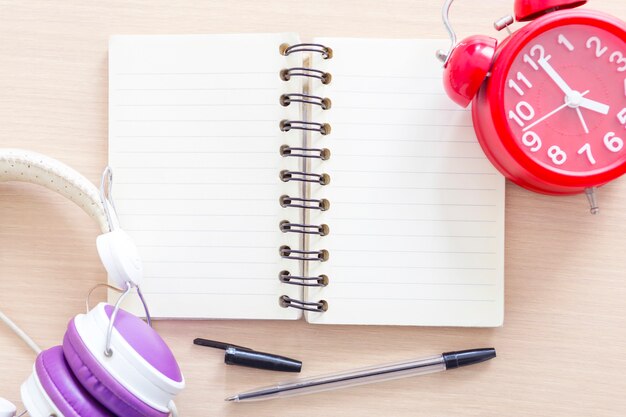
[538,57,574,96]
[578,97,610,115]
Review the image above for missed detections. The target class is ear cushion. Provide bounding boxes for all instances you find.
[35,346,115,417]
[63,320,169,417]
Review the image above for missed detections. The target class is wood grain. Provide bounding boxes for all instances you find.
[1,1,625,416]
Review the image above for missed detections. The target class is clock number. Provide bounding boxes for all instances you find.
[609,51,626,72]
[517,101,535,120]
[508,72,533,96]
[586,36,608,58]
[521,131,542,152]
[547,145,567,166]
[509,110,524,127]
[617,108,626,126]
[603,132,624,153]
[523,44,550,71]
[508,101,535,127]
[508,79,524,96]
[557,34,574,52]
[577,143,596,165]
[530,44,549,60]
[523,54,539,71]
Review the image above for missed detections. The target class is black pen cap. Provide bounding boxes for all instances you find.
[225,347,302,372]
[442,348,496,369]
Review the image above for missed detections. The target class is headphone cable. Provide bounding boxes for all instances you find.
[0,308,42,354]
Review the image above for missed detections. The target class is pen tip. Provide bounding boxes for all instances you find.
[225,395,238,402]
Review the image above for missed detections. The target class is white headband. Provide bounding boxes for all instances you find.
[0,148,110,233]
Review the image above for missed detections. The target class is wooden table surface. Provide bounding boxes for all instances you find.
[1,1,626,416]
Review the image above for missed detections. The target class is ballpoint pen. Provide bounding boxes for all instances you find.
[226,347,496,402]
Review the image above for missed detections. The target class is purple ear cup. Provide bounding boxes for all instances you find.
[100,304,182,382]
[32,346,115,417]
[62,304,184,417]
[63,321,168,417]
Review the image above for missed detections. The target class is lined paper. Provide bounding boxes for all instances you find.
[109,34,303,319]
[306,38,505,326]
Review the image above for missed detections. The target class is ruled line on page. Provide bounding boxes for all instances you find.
[143,291,279,296]
[115,71,277,75]
[115,119,277,122]
[331,169,497,175]
[330,265,497,270]
[114,103,277,107]
[327,297,497,302]
[330,233,497,238]
[114,135,275,138]
[330,121,474,127]
[114,87,276,91]
[113,151,276,154]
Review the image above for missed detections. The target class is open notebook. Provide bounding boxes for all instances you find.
[109,33,505,326]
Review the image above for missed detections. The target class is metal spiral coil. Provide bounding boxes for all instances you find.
[279,43,333,59]
[279,195,330,211]
[280,67,332,84]
[279,270,329,287]
[279,170,330,185]
[280,220,329,236]
[280,93,332,109]
[280,119,331,135]
[280,145,330,160]
[280,245,329,262]
[279,295,329,312]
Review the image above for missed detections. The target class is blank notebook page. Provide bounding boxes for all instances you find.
[109,33,303,319]
[306,38,505,326]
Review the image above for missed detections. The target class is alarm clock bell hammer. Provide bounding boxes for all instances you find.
[437,0,626,214]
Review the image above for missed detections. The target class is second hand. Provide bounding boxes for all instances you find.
[522,90,590,132]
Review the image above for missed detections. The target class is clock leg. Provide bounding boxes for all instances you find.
[584,187,599,215]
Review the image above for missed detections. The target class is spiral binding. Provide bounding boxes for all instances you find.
[280,295,329,312]
[280,145,330,160]
[280,170,330,185]
[279,195,330,211]
[280,221,329,236]
[278,43,332,313]
[279,43,333,59]
[280,93,331,109]
[280,68,332,84]
[279,270,329,287]
[280,245,329,262]
[280,119,331,135]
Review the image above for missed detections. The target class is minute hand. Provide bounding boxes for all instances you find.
[538,57,610,115]
[538,57,574,95]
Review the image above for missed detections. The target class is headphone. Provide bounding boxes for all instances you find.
[436,0,587,107]
[0,149,184,417]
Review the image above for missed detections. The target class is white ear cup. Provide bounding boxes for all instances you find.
[20,370,63,417]
[96,229,143,287]
[0,398,16,417]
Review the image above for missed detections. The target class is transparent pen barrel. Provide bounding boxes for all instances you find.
[240,355,445,401]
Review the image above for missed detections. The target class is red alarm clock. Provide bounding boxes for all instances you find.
[439,0,626,213]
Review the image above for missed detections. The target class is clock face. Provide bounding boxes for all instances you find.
[503,23,626,176]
